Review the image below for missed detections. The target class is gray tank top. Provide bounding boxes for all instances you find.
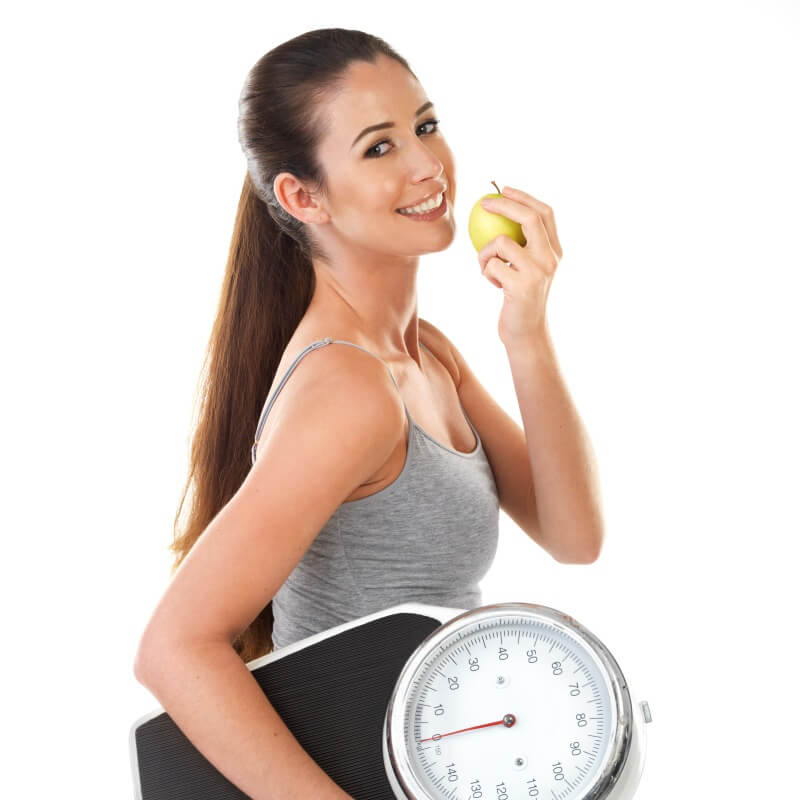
[251,337,500,650]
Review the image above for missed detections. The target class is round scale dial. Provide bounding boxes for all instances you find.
[385,603,632,800]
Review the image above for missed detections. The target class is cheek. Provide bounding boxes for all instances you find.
[380,179,402,210]
[337,184,399,234]
[347,176,396,211]
[340,182,389,219]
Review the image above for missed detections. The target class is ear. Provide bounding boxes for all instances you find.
[273,172,330,224]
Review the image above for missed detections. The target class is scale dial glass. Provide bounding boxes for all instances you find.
[388,605,625,799]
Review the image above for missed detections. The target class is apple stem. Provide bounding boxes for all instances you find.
[491,180,501,194]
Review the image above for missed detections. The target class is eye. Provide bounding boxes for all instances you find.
[364,118,441,159]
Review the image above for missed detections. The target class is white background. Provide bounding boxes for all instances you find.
[3,1,798,796]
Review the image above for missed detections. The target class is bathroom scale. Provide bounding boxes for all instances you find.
[130,601,652,799]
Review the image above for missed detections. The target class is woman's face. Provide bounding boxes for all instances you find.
[311,55,457,257]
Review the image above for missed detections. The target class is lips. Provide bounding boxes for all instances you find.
[396,184,447,211]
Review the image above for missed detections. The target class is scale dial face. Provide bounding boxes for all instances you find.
[385,603,631,800]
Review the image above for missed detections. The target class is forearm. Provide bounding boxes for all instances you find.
[504,326,604,562]
[135,639,353,800]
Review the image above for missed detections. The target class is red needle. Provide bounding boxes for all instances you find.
[419,713,516,743]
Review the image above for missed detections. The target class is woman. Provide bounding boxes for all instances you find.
[134,27,604,799]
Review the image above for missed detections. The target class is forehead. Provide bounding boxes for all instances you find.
[321,57,427,141]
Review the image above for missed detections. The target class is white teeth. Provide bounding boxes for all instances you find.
[398,192,443,215]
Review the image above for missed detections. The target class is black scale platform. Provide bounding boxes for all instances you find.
[132,610,443,799]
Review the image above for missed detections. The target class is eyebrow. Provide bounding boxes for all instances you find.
[350,101,435,149]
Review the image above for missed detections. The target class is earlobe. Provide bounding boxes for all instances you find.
[295,200,330,226]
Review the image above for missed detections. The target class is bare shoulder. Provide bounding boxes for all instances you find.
[257,338,405,449]
[419,317,463,388]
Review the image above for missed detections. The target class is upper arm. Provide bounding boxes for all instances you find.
[135,347,404,664]
[419,319,544,550]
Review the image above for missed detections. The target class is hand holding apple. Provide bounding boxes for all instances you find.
[468,180,527,252]
[470,182,564,346]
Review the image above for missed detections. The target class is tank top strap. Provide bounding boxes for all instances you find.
[251,337,410,465]
[326,338,404,392]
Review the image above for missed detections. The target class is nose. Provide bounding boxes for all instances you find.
[404,135,446,184]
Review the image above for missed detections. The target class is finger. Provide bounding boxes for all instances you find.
[482,255,520,291]
[477,234,528,273]
[499,185,563,260]
[480,196,557,266]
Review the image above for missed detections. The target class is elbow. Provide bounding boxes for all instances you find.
[555,526,604,564]
[557,549,599,565]
[133,640,155,686]
[133,628,233,686]
[575,547,600,564]
[133,615,181,686]
[577,527,604,563]
[133,627,169,686]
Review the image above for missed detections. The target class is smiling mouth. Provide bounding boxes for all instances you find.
[395,185,448,213]
[395,192,447,218]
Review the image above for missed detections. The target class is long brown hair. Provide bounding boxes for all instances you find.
[167,29,416,664]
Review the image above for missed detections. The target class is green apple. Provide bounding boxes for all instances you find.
[468,179,527,252]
